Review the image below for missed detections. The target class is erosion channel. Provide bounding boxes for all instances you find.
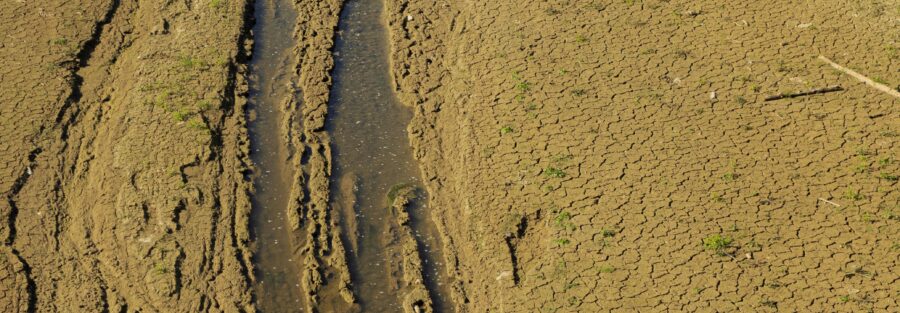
[327,0,452,312]
[247,0,302,311]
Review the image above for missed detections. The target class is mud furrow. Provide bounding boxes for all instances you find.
[279,1,359,312]
[55,0,122,140]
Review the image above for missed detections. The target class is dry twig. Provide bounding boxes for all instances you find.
[764,85,844,101]
[818,55,900,99]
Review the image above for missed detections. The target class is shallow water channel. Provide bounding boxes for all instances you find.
[247,0,302,311]
[249,0,451,311]
[327,0,452,312]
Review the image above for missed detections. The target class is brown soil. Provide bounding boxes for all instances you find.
[1,0,255,311]
[2,0,897,312]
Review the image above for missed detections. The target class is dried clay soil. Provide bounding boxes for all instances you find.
[1,0,898,312]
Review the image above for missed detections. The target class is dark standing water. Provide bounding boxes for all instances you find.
[328,0,452,312]
[247,0,302,311]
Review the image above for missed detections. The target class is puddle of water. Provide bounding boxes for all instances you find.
[327,0,452,312]
[247,0,302,311]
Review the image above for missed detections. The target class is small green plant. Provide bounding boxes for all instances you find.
[178,55,197,69]
[187,118,209,132]
[387,182,414,205]
[878,157,893,166]
[598,265,615,273]
[554,211,575,231]
[750,84,761,92]
[512,73,530,94]
[572,89,587,96]
[881,209,897,221]
[842,188,864,201]
[197,100,213,111]
[735,96,747,105]
[177,55,210,71]
[702,234,733,255]
[760,300,777,308]
[553,238,571,246]
[873,77,887,84]
[887,46,899,59]
[862,212,876,223]
[153,263,169,275]
[172,109,189,122]
[722,172,737,181]
[601,228,616,238]
[854,157,870,173]
[51,38,68,45]
[544,167,566,178]
[838,295,850,303]
[575,35,588,43]
[711,192,725,203]
[500,126,514,134]
[879,172,899,181]
[210,0,225,8]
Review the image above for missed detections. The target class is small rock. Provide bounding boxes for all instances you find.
[710,91,717,100]
[406,15,413,21]
[797,23,812,28]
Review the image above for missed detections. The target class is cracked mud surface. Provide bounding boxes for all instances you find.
[390,0,898,312]
[2,0,898,312]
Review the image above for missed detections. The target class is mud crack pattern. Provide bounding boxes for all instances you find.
[389,0,899,312]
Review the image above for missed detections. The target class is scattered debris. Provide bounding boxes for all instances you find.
[797,23,812,28]
[819,55,900,99]
[683,10,701,17]
[764,85,843,101]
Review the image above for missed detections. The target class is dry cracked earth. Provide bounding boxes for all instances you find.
[1,0,898,312]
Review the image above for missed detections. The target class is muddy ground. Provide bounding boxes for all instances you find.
[1,0,898,312]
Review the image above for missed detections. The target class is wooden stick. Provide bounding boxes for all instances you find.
[818,55,900,99]
[764,85,844,101]
[818,198,840,207]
